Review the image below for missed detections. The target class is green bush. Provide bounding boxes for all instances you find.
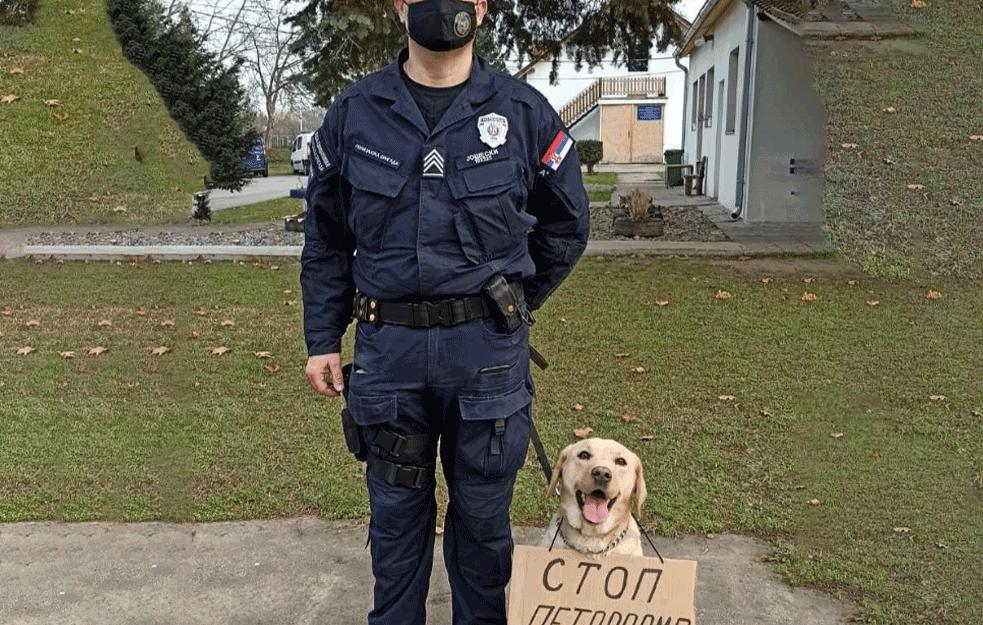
[578,140,603,174]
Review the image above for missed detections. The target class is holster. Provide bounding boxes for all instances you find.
[483,275,527,332]
[339,363,367,461]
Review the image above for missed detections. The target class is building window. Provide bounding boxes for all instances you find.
[692,80,699,129]
[697,74,706,129]
[705,68,715,127]
[637,104,662,121]
[726,47,739,133]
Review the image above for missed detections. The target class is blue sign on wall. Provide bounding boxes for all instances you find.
[637,104,662,121]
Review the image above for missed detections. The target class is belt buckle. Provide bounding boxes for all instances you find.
[421,300,453,327]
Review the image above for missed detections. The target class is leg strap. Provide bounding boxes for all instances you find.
[367,454,433,489]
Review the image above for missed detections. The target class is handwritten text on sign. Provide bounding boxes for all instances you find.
[509,545,697,625]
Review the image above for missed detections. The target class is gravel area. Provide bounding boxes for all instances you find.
[26,199,727,247]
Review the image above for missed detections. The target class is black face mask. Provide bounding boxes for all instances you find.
[405,0,477,52]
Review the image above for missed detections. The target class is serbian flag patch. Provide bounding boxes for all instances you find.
[541,131,573,171]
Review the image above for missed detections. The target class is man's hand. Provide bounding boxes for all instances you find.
[306,353,344,397]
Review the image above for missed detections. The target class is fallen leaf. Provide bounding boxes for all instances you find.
[264,364,280,373]
[831,432,844,438]
[633,367,646,374]
[574,427,593,439]
[88,346,106,355]
[113,205,127,213]
[2,308,12,316]
[840,142,859,149]
[25,319,40,327]
[893,527,910,533]
[221,319,235,327]
[848,280,858,285]
[255,351,272,359]
[719,395,736,401]
[906,183,925,190]
[929,395,947,401]
[883,106,897,114]
[190,331,200,339]
[614,353,631,358]
[151,346,170,355]
[1,94,19,104]
[98,319,112,327]
[621,411,636,422]
[60,351,75,359]
[211,346,229,355]
[809,499,821,506]
[137,308,148,317]
[926,290,943,300]
[44,99,60,107]
[761,278,772,284]
[867,301,880,306]
[161,319,174,327]
[54,112,69,121]
[801,292,818,302]
[910,0,925,7]
[197,309,209,316]
[10,67,24,74]
[803,278,814,284]
[573,403,584,411]
[640,435,654,442]
[16,346,33,355]
[948,198,961,206]
[715,290,732,300]
[654,301,669,307]
[883,157,896,165]
[970,135,983,141]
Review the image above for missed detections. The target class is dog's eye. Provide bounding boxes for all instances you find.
[615,457,627,466]
[577,451,591,460]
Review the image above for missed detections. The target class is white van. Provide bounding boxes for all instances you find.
[290,131,314,175]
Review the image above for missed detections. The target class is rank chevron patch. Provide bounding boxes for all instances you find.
[423,147,445,178]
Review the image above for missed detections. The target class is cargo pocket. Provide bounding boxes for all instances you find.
[343,154,407,254]
[456,381,533,479]
[448,160,532,263]
[348,391,398,428]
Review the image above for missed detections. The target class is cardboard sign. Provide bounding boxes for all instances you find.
[509,545,697,625]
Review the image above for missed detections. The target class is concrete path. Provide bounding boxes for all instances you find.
[0,518,856,625]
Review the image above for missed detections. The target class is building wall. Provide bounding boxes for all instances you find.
[744,20,825,223]
[683,0,751,210]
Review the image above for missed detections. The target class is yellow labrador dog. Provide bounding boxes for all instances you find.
[541,438,647,557]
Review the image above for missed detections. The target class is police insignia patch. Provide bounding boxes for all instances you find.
[477,114,508,148]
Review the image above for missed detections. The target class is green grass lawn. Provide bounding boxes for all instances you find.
[1,257,981,623]
[210,197,304,225]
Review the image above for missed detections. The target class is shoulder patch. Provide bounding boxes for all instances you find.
[541,131,574,172]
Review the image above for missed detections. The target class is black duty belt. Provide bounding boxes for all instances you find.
[353,292,494,328]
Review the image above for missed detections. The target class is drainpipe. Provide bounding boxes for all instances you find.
[674,53,689,157]
[733,0,756,219]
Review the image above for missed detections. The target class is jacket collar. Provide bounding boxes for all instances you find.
[367,48,497,131]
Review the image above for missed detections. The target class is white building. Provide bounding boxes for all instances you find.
[677,0,827,222]
[512,13,692,164]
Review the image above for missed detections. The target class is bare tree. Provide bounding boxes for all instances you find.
[177,0,314,143]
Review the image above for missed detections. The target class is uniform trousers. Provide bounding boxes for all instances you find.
[347,314,534,625]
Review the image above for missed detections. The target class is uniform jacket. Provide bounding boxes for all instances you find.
[301,49,590,356]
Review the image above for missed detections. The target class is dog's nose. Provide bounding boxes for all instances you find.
[591,466,612,485]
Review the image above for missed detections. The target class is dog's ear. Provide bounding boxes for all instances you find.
[633,457,647,515]
[545,448,569,498]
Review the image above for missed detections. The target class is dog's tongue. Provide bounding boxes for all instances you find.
[582,494,609,524]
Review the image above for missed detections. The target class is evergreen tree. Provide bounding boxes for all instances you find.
[107,0,257,191]
[288,0,683,106]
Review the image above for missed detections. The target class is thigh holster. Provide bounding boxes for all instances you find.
[364,428,434,489]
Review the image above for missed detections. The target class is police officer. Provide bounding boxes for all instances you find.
[301,0,589,622]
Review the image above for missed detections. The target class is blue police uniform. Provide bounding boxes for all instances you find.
[301,49,589,625]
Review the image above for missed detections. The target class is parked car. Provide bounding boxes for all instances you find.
[243,137,268,177]
[291,131,314,175]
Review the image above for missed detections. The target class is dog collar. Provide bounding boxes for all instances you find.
[557,524,630,556]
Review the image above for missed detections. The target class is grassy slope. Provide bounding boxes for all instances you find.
[815,0,983,279]
[0,0,208,226]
